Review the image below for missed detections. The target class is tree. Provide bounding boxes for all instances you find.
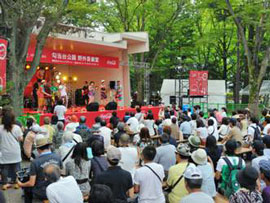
[225,0,270,116]
[0,0,68,116]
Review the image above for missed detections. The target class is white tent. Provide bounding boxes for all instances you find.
[160,79,226,108]
[240,80,270,96]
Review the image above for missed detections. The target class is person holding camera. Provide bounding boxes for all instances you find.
[18,137,62,203]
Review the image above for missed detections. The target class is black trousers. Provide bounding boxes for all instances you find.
[24,187,47,203]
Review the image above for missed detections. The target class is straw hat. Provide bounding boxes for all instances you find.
[36,137,52,148]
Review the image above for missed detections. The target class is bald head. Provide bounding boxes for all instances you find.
[44,164,61,183]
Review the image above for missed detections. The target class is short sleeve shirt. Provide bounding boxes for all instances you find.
[54,105,67,120]
[216,156,246,172]
[95,166,133,202]
[0,125,23,164]
[134,162,165,203]
[30,152,62,194]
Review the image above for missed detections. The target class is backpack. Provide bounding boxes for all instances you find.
[76,127,91,142]
[251,126,262,141]
[221,157,243,198]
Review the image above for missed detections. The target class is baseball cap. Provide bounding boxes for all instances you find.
[107,146,121,162]
[259,160,270,179]
[183,163,202,179]
[259,159,270,171]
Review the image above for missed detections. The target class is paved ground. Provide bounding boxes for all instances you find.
[2,188,23,203]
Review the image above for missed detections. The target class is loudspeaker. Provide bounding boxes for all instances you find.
[109,81,116,89]
[170,96,176,104]
[86,102,99,112]
[105,101,117,110]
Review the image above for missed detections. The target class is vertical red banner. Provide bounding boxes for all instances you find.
[0,39,7,92]
[189,70,208,96]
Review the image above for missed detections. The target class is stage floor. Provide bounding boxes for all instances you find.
[23,106,160,127]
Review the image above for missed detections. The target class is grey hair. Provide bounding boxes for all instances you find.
[117,122,125,131]
[43,164,61,183]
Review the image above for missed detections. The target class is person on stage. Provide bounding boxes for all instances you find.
[115,80,123,104]
[100,80,107,106]
[88,81,96,104]
[82,81,89,105]
[37,80,51,112]
[59,82,68,108]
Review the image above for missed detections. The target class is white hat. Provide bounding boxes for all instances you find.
[191,148,207,165]
[101,80,105,83]
[184,163,202,180]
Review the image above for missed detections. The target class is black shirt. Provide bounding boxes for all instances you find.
[95,166,133,203]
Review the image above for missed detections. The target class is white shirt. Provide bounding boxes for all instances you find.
[119,146,139,180]
[135,113,144,123]
[181,192,214,203]
[54,105,67,120]
[247,123,260,141]
[143,120,156,136]
[197,163,216,197]
[216,156,246,172]
[163,119,172,127]
[209,117,218,129]
[218,124,230,138]
[263,124,270,135]
[197,127,208,140]
[189,120,197,135]
[60,85,67,97]
[99,126,112,150]
[0,125,23,164]
[46,176,83,203]
[221,111,227,118]
[134,162,165,203]
[207,126,219,141]
[126,117,139,133]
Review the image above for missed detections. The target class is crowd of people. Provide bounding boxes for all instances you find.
[0,104,270,203]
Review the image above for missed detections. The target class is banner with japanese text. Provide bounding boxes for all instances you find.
[0,39,7,92]
[189,70,208,96]
[26,46,119,69]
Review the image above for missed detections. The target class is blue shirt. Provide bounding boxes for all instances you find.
[180,121,192,135]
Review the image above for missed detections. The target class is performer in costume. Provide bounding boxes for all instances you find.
[100,80,107,106]
[115,80,123,104]
[37,80,51,112]
[50,81,59,106]
[88,81,96,104]
[59,82,68,108]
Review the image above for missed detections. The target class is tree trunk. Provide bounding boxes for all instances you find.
[234,30,241,103]
[248,77,260,117]
[9,63,25,116]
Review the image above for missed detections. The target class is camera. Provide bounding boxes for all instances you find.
[17,168,30,183]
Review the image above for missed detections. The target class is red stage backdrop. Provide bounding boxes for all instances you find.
[26,46,119,69]
[189,70,208,96]
[36,106,160,127]
[0,39,7,92]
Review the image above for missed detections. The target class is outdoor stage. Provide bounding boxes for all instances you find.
[23,106,160,127]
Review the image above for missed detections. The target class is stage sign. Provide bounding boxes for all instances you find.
[26,47,119,69]
[0,39,7,92]
[189,70,208,96]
